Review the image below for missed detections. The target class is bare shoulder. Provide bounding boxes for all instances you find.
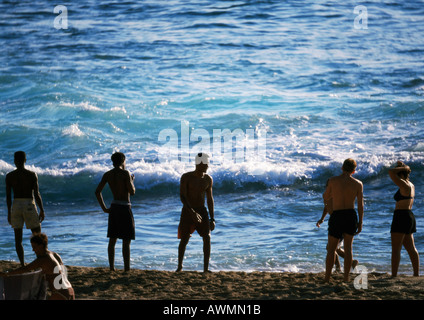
[326,176,337,185]
[205,173,213,184]
[102,169,112,178]
[5,170,15,181]
[28,169,38,179]
[6,169,37,181]
[181,171,195,180]
[352,176,363,186]
[123,169,132,177]
[350,176,363,191]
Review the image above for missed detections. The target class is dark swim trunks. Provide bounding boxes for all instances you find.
[328,209,358,240]
[107,202,135,240]
[178,206,210,239]
[391,209,416,234]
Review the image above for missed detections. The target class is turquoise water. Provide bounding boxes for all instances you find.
[1,1,424,274]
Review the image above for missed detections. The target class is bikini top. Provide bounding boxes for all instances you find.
[394,189,413,202]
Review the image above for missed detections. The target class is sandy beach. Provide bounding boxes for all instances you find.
[1,260,423,301]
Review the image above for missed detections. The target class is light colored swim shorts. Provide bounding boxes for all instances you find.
[11,198,40,230]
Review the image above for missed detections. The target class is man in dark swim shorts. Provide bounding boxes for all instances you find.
[108,200,135,240]
[95,152,136,272]
[328,209,358,240]
[177,153,215,273]
[323,159,364,283]
[178,206,210,240]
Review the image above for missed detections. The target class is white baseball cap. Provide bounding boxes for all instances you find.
[195,152,209,165]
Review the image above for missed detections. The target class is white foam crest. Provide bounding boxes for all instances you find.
[60,101,102,112]
[62,123,85,137]
[1,149,423,190]
[0,160,14,173]
[24,163,109,177]
[60,101,127,114]
[129,159,183,187]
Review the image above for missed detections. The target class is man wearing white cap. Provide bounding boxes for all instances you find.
[177,153,215,273]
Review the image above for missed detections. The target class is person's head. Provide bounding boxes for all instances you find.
[396,161,411,180]
[111,152,126,168]
[342,158,357,174]
[30,233,48,255]
[195,152,209,173]
[14,151,26,168]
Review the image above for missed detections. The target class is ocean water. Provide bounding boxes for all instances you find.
[1,0,424,275]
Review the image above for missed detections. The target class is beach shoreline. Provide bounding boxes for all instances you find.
[1,260,423,301]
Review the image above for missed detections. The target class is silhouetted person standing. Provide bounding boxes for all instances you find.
[323,158,364,283]
[95,152,135,272]
[6,151,45,266]
[389,161,419,277]
[177,153,215,273]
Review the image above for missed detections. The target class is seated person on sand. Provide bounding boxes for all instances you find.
[177,153,215,273]
[0,233,75,300]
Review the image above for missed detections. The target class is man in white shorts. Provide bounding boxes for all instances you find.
[6,151,45,266]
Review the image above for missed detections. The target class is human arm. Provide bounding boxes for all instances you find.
[389,161,411,189]
[322,178,333,211]
[33,173,45,222]
[206,176,215,231]
[5,174,12,225]
[179,174,191,209]
[356,182,364,234]
[316,205,328,227]
[126,171,135,196]
[3,259,43,276]
[319,179,335,227]
[95,173,111,213]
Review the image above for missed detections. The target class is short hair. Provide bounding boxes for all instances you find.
[342,158,357,173]
[14,151,26,164]
[111,152,125,168]
[30,233,48,248]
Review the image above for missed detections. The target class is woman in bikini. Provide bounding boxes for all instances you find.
[389,161,420,277]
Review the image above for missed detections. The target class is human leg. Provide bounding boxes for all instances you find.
[391,232,404,277]
[203,234,211,272]
[324,235,340,282]
[335,246,358,270]
[123,239,131,272]
[342,233,354,282]
[14,228,24,266]
[403,234,420,276]
[108,237,117,271]
[177,236,190,272]
[335,241,344,272]
[334,253,341,271]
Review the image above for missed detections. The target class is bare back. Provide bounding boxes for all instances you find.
[6,168,38,199]
[103,168,135,202]
[324,173,363,212]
